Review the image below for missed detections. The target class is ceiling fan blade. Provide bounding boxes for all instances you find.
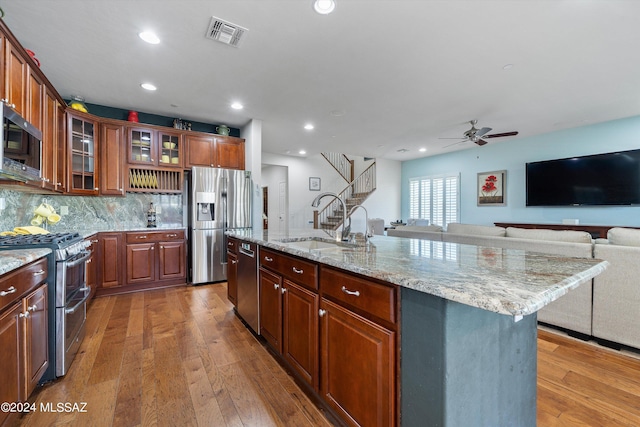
[475,139,488,146]
[485,131,519,139]
[475,127,492,137]
[438,137,466,140]
[443,140,467,148]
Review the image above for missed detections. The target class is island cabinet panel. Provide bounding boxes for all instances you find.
[258,248,319,389]
[226,238,239,306]
[282,279,319,389]
[319,298,396,427]
[259,267,283,351]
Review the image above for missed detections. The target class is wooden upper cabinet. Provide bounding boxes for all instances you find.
[186,133,245,169]
[55,101,67,192]
[185,133,215,167]
[41,88,58,192]
[67,111,99,195]
[27,68,43,132]
[4,40,27,117]
[100,122,125,196]
[215,136,245,169]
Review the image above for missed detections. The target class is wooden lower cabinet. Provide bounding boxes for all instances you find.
[98,232,124,289]
[227,251,238,306]
[320,298,395,427]
[126,242,156,284]
[259,267,319,390]
[0,258,49,427]
[85,236,98,301]
[158,240,186,280]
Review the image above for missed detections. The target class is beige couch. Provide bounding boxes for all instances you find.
[388,223,596,336]
[592,227,640,349]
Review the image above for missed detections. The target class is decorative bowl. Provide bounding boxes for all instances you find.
[163,142,176,149]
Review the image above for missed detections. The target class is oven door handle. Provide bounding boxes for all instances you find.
[66,250,91,268]
[65,286,91,315]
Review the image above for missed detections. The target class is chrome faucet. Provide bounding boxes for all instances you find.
[348,204,373,243]
[311,192,351,241]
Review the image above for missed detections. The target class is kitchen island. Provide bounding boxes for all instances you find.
[227,229,608,426]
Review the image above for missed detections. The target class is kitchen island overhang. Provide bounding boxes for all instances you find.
[227,230,608,426]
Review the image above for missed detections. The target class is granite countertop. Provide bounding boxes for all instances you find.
[0,249,52,276]
[227,229,609,317]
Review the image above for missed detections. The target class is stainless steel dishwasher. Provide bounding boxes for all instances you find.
[236,241,259,334]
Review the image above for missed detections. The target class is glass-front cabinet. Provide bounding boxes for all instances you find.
[68,112,98,195]
[158,131,182,167]
[127,126,182,168]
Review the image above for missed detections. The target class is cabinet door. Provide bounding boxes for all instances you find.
[259,268,283,352]
[185,134,213,167]
[126,243,156,284]
[158,241,186,280]
[4,41,27,117]
[0,303,22,425]
[27,67,43,135]
[24,284,48,398]
[215,136,245,169]
[99,233,123,288]
[68,112,98,195]
[227,251,238,306]
[100,123,125,196]
[41,88,58,192]
[55,102,67,192]
[320,298,396,427]
[283,279,318,389]
[158,131,182,168]
[86,237,98,301]
[128,127,156,165]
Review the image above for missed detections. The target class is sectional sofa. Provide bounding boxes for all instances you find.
[387,223,640,350]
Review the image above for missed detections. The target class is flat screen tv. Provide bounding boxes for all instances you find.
[526,149,640,206]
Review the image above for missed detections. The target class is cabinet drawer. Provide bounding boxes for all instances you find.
[126,229,185,243]
[0,258,48,312]
[260,248,318,290]
[227,237,239,254]
[320,267,396,324]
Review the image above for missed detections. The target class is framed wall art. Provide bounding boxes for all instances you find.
[477,170,506,206]
[309,176,321,191]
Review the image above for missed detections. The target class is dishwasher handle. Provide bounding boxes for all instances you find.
[239,243,255,258]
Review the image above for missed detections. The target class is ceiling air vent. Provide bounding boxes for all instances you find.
[205,16,248,48]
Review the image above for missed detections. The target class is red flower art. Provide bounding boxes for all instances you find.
[481,175,499,196]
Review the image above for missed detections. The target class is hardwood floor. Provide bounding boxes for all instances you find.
[16,283,640,427]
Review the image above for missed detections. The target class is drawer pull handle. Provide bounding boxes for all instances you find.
[19,311,30,318]
[319,309,327,317]
[274,283,279,290]
[91,239,99,243]
[137,235,148,239]
[264,256,273,262]
[28,304,37,312]
[33,270,46,276]
[231,259,237,264]
[341,286,360,297]
[0,286,17,297]
[166,234,177,238]
[292,267,303,274]
[281,287,287,294]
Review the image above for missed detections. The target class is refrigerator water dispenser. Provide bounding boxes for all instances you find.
[196,192,216,221]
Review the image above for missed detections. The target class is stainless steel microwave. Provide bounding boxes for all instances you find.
[0,101,43,182]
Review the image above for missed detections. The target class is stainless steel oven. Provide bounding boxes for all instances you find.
[55,248,91,376]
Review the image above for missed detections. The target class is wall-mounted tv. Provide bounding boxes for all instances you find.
[526,149,640,206]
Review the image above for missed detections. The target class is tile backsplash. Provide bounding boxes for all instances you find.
[0,189,183,233]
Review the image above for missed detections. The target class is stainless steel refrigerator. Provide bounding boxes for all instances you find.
[188,166,253,284]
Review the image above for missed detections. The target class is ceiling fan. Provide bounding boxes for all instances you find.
[441,120,518,147]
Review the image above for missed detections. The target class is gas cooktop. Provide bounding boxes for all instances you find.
[0,232,82,248]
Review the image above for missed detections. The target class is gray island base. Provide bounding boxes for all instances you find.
[402,287,536,426]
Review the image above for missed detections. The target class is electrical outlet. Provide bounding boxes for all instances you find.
[60,206,69,215]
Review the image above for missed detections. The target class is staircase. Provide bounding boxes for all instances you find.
[313,160,376,231]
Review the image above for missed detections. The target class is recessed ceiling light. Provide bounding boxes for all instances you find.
[299,150,307,155]
[397,148,409,153]
[304,124,314,130]
[231,102,243,110]
[139,31,160,44]
[313,0,336,14]
[141,83,157,91]
[419,147,427,152]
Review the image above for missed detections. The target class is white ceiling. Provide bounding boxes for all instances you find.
[3,1,640,161]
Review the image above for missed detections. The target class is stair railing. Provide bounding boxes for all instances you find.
[313,162,376,230]
[321,152,354,183]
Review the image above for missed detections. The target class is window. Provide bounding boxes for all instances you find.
[408,173,459,228]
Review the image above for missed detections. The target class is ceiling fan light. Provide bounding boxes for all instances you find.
[313,0,336,15]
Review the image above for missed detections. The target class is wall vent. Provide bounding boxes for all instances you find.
[205,16,248,47]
